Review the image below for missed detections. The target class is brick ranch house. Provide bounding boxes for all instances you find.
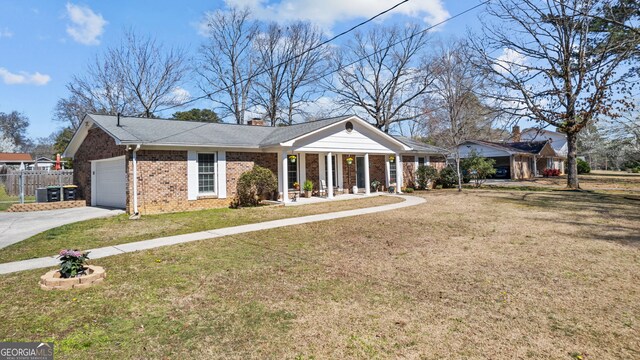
[457,126,567,180]
[64,114,447,215]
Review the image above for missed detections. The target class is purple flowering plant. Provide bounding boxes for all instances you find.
[58,249,90,278]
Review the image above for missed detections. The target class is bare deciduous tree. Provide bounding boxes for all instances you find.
[116,31,189,118]
[423,42,498,191]
[470,0,640,189]
[199,7,259,124]
[252,21,328,126]
[328,24,433,132]
[57,29,188,126]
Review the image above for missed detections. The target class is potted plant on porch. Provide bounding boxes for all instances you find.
[303,180,313,198]
[371,179,381,192]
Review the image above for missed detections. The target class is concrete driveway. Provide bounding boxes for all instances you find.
[0,207,124,249]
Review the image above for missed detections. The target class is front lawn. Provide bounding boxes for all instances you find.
[0,195,401,263]
[0,189,638,358]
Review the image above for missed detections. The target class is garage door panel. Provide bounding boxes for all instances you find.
[95,157,126,209]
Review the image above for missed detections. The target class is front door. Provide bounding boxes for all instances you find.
[356,156,366,188]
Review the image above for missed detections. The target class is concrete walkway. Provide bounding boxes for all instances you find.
[0,207,125,249]
[0,194,424,275]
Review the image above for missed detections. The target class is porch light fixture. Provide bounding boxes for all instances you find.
[288,155,297,163]
[346,156,354,165]
[389,155,395,163]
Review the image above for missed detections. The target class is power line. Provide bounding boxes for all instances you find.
[140,0,411,116]
[143,1,489,143]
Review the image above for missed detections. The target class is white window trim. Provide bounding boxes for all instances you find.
[188,150,227,200]
[197,152,217,196]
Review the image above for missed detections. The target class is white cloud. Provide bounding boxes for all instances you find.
[171,87,191,103]
[0,67,51,85]
[0,27,13,38]
[494,48,527,74]
[65,3,107,45]
[222,0,449,31]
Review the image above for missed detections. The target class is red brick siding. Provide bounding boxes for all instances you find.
[369,155,386,188]
[402,155,415,188]
[225,152,278,198]
[73,127,127,207]
[430,155,447,171]
[342,154,357,191]
[305,154,320,190]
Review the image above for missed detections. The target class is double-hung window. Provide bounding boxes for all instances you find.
[389,158,397,184]
[418,157,425,167]
[198,153,216,194]
[288,155,298,189]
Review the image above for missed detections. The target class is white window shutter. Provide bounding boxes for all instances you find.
[187,151,198,200]
[217,151,226,198]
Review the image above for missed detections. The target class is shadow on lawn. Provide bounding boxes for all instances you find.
[484,190,640,246]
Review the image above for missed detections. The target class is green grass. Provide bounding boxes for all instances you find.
[0,185,35,211]
[0,190,638,358]
[0,196,400,263]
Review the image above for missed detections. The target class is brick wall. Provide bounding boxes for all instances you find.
[402,155,415,188]
[369,155,386,188]
[226,152,278,198]
[430,155,447,171]
[73,127,127,207]
[7,200,85,212]
[305,154,320,190]
[342,154,356,191]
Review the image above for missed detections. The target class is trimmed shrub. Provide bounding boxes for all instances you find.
[543,168,561,177]
[235,165,277,207]
[416,165,438,189]
[437,167,459,188]
[404,187,414,193]
[577,159,591,174]
[461,151,496,188]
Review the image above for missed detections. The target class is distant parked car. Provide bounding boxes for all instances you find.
[492,166,510,179]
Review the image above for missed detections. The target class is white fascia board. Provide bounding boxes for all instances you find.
[279,116,412,151]
[62,116,94,158]
[463,140,518,155]
[139,144,269,152]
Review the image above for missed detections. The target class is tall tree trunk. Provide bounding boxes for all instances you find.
[456,153,463,192]
[566,131,580,189]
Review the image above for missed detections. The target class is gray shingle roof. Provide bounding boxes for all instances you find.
[86,114,444,154]
[467,140,550,155]
[258,115,353,146]
[90,114,274,148]
[392,136,448,154]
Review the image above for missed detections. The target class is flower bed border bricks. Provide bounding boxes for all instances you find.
[40,265,106,290]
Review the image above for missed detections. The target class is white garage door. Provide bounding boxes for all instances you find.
[94,156,126,208]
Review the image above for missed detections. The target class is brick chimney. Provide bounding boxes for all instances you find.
[512,125,521,142]
[247,118,265,126]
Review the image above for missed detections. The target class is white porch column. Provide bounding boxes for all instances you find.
[364,153,371,195]
[277,152,283,199]
[281,151,289,203]
[533,155,537,177]
[336,153,343,190]
[396,153,403,193]
[327,152,334,199]
[299,153,306,188]
[385,155,391,189]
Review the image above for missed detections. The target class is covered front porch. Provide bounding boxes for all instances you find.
[276,151,404,204]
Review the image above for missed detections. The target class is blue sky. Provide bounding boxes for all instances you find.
[0,1,484,139]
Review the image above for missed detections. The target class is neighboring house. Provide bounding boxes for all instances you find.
[520,127,567,172]
[26,157,60,171]
[63,114,447,214]
[457,139,558,180]
[0,153,33,169]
